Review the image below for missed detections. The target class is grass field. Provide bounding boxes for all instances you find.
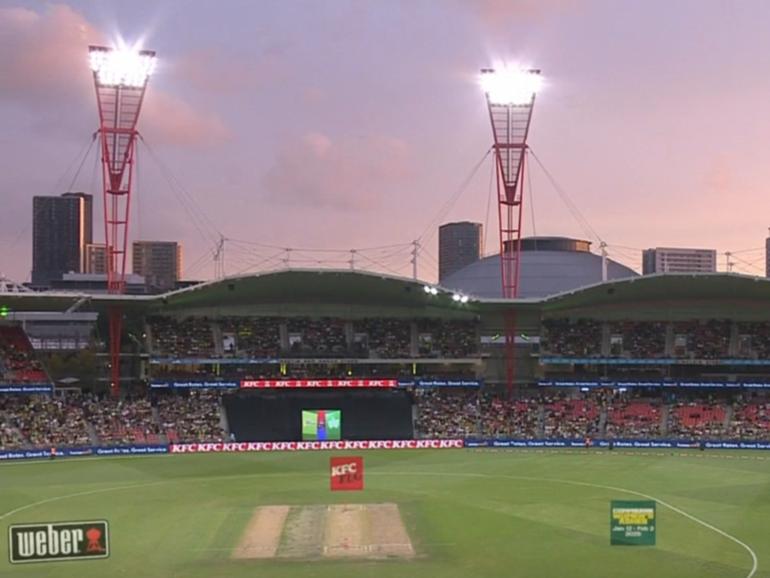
[1,448,769,578]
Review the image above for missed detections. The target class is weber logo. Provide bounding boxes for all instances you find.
[9,520,109,564]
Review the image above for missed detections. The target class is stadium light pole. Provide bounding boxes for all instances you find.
[89,44,156,396]
[480,65,541,393]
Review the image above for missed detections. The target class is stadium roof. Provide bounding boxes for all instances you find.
[540,272,770,319]
[1,269,770,319]
[0,269,496,317]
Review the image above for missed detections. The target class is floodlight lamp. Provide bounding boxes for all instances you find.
[452,293,462,302]
[460,295,469,304]
[480,67,541,106]
[424,285,432,294]
[89,46,156,88]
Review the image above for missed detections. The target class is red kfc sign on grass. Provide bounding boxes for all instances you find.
[330,456,364,491]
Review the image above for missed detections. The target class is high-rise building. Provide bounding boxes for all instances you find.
[31,192,93,287]
[439,222,483,283]
[84,243,107,275]
[132,241,182,291]
[642,247,717,274]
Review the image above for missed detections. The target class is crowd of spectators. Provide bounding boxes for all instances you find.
[287,317,347,358]
[0,391,225,450]
[0,326,47,383]
[726,401,770,439]
[149,317,216,358]
[541,319,602,357]
[541,318,758,360]
[672,320,730,359]
[479,394,539,438]
[416,390,770,441]
[667,401,727,438]
[543,395,601,438]
[157,391,225,443]
[414,389,480,438]
[737,323,770,359]
[0,395,90,448]
[606,400,661,438]
[609,322,667,358]
[147,316,478,360]
[353,319,411,358]
[4,388,770,452]
[83,396,160,445]
[220,317,281,358]
[417,320,478,358]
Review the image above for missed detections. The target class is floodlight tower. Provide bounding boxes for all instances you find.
[480,66,541,392]
[89,45,156,396]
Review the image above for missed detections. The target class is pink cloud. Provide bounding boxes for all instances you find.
[262,132,413,209]
[172,47,284,95]
[0,3,230,147]
[0,4,101,102]
[463,0,575,29]
[141,90,232,147]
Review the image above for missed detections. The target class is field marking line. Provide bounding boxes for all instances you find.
[0,481,167,521]
[375,471,758,578]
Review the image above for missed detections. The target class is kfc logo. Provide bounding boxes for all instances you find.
[330,456,364,491]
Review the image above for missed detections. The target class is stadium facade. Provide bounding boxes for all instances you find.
[4,268,770,388]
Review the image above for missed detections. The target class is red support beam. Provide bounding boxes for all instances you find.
[89,45,155,396]
[481,67,540,394]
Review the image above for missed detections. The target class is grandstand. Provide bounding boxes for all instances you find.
[2,269,770,451]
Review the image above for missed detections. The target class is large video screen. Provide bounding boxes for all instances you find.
[301,409,341,441]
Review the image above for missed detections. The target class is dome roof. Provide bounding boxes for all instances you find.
[441,237,638,298]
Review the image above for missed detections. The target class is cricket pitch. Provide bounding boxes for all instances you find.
[233,502,415,560]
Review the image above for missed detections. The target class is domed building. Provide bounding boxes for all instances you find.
[440,236,638,299]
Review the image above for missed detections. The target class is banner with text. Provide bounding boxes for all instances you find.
[611,500,656,545]
[463,438,770,450]
[169,439,464,453]
[0,384,53,394]
[0,444,168,461]
[149,381,239,389]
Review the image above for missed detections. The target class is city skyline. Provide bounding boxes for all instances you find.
[3,0,770,283]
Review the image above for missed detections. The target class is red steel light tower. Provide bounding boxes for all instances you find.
[89,45,156,395]
[480,66,541,391]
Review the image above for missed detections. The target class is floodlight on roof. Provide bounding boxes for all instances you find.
[480,66,542,106]
[89,46,156,88]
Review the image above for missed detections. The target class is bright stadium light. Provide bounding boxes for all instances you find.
[89,46,156,87]
[480,66,542,106]
[452,293,470,304]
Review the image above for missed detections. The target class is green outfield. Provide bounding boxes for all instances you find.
[1,449,769,578]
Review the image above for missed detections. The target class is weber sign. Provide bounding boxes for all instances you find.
[9,520,109,563]
[330,456,364,491]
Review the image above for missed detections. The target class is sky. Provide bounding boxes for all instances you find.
[2,0,770,282]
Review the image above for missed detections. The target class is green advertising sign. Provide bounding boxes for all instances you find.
[610,500,656,545]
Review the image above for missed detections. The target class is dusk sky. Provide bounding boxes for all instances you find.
[3,0,770,282]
